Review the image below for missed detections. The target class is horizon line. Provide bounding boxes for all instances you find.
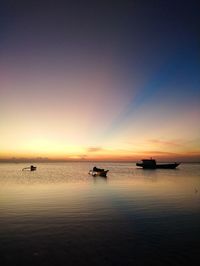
[0,158,200,164]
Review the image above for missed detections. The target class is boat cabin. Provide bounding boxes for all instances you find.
[142,159,156,164]
[141,159,157,168]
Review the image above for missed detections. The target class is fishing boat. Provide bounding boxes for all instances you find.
[22,165,37,171]
[89,167,109,177]
[136,159,180,169]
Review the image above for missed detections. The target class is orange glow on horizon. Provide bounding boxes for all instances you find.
[1,146,200,162]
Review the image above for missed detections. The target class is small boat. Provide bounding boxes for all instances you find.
[89,167,109,177]
[22,165,37,171]
[136,159,180,169]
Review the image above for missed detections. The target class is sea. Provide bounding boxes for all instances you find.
[0,162,200,266]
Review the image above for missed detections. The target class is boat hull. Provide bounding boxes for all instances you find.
[89,170,109,177]
[22,166,37,171]
[136,163,180,169]
[155,163,179,169]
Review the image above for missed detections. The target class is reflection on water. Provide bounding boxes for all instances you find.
[0,162,200,266]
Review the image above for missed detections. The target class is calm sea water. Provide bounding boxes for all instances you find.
[0,162,200,266]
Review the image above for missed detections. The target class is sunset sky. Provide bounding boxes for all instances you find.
[1,0,200,162]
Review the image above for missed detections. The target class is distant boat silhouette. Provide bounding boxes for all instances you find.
[136,159,180,169]
[89,166,109,177]
[22,165,37,171]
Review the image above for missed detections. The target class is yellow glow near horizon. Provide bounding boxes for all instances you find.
[1,61,200,162]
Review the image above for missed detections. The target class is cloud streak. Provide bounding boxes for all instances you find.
[148,139,183,147]
[87,147,103,153]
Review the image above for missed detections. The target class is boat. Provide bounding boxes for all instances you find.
[89,167,109,177]
[22,165,37,171]
[136,159,180,169]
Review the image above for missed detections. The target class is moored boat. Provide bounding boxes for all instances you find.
[22,165,37,171]
[136,159,180,169]
[89,167,109,177]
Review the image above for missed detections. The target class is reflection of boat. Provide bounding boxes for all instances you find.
[89,167,109,177]
[22,165,37,171]
[136,159,180,169]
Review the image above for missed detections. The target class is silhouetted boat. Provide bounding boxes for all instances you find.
[22,165,37,171]
[136,159,180,169]
[89,167,109,177]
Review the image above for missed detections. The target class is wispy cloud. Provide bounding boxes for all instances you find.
[148,139,183,147]
[87,147,103,152]
[79,154,88,160]
[141,150,179,155]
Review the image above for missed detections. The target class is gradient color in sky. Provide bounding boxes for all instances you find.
[0,0,200,161]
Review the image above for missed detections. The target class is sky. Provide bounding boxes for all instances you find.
[0,0,200,162]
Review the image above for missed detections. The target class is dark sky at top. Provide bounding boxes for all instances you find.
[1,0,199,63]
[2,1,198,112]
[1,0,199,112]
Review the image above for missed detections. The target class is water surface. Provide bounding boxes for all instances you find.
[0,162,200,265]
